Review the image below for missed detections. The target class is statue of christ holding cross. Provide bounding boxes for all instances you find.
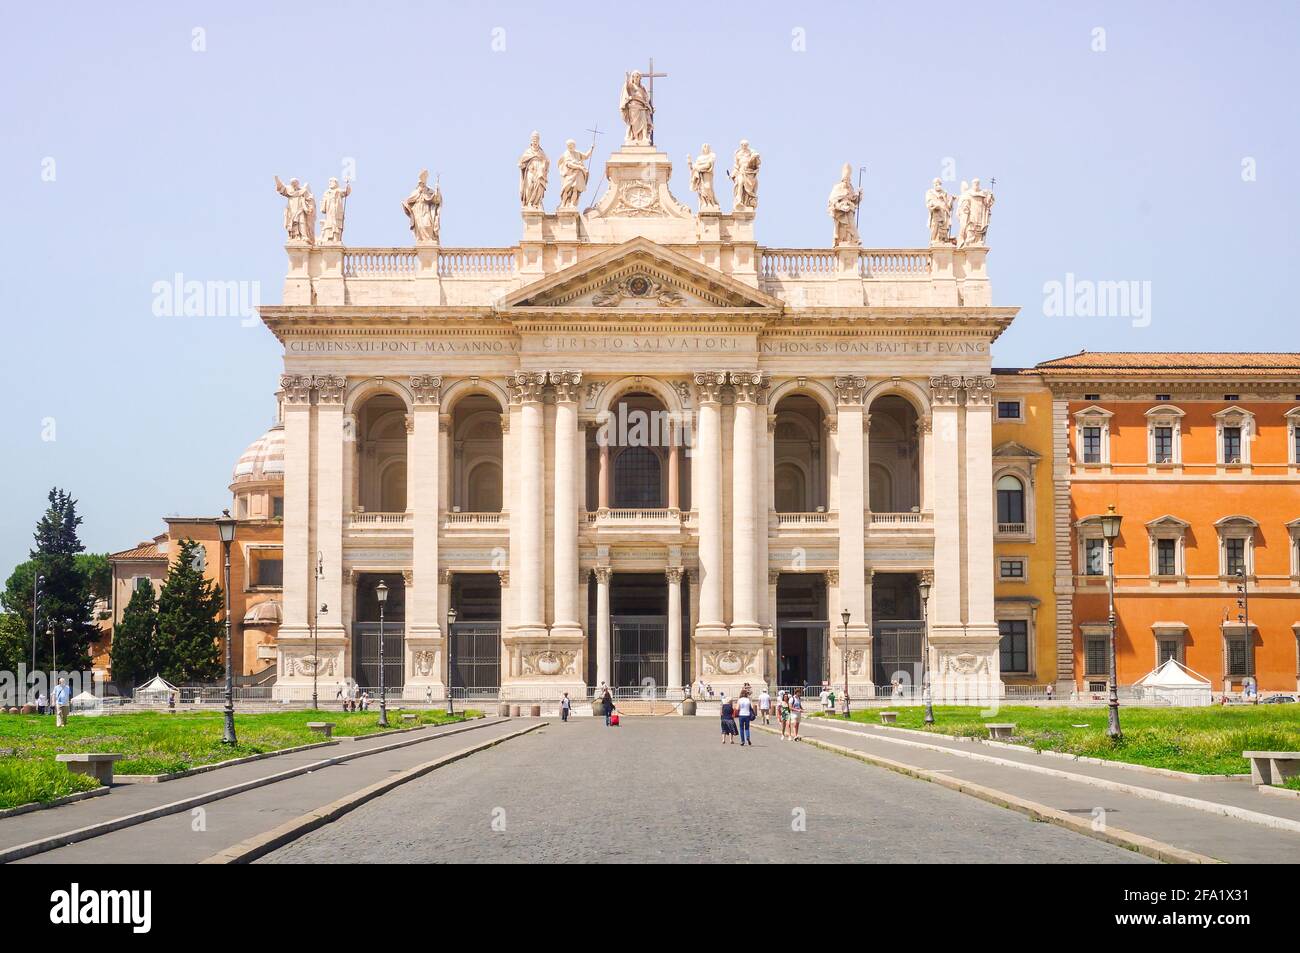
[620,61,666,146]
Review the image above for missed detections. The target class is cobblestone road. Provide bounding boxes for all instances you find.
[263,717,1153,864]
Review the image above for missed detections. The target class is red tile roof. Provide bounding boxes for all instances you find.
[1034,352,1300,375]
[108,542,166,561]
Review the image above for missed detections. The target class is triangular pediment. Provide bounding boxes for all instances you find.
[499,238,783,311]
[993,440,1041,460]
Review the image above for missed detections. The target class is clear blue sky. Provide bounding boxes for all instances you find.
[1,1,1296,573]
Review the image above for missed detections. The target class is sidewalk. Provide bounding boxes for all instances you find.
[0,717,518,861]
[790,718,1300,863]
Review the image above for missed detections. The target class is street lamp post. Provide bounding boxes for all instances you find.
[31,574,44,700]
[376,579,389,727]
[216,512,238,746]
[918,576,934,725]
[1101,504,1124,740]
[1235,567,1251,699]
[839,609,850,718]
[445,606,458,716]
[312,552,324,710]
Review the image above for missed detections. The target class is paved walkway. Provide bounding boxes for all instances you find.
[262,718,1152,864]
[3,718,518,863]
[785,717,1300,863]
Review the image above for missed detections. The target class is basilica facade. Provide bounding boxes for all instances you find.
[263,80,1015,701]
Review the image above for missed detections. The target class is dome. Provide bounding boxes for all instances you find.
[231,423,286,487]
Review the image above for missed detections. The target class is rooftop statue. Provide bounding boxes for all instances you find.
[620,70,654,146]
[557,139,595,210]
[957,178,995,247]
[827,163,862,246]
[926,178,955,246]
[318,177,351,244]
[687,144,719,211]
[518,131,549,209]
[729,140,761,212]
[402,170,442,243]
[274,175,315,244]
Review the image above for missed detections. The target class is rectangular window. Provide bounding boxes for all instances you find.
[999,558,1025,579]
[996,400,1021,420]
[1226,638,1252,676]
[255,558,284,588]
[1158,639,1180,666]
[1082,427,1102,464]
[1225,538,1246,576]
[1156,538,1177,576]
[999,620,1029,673]
[272,496,284,519]
[1084,538,1106,576]
[1085,637,1107,675]
[1222,426,1242,464]
[1155,394,1171,402]
[1084,394,1100,402]
[1153,427,1174,463]
[1293,427,1300,465]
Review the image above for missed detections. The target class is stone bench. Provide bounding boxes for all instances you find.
[1243,751,1300,787]
[879,711,898,725]
[985,723,1016,740]
[401,713,418,722]
[56,753,124,785]
[305,722,336,739]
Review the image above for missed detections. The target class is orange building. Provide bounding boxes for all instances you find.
[1037,353,1300,694]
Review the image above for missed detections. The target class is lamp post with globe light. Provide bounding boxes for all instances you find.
[376,580,389,728]
[1101,504,1124,740]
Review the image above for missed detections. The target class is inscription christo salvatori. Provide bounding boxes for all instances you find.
[534,335,745,353]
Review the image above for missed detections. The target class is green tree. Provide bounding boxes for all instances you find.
[0,489,99,673]
[110,581,157,689]
[156,539,224,682]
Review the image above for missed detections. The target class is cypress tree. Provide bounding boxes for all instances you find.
[156,538,224,682]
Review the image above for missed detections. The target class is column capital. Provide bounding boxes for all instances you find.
[594,565,614,585]
[410,374,443,405]
[961,375,997,406]
[548,369,583,403]
[280,374,313,404]
[664,567,684,585]
[825,569,840,586]
[728,370,768,404]
[506,371,547,404]
[928,374,963,406]
[497,569,510,588]
[834,375,868,406]
[693,371,727,404]
[312,374,347,404]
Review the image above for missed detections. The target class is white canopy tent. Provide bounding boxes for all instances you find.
[1133,658,1213,707]
[134,674,179,705]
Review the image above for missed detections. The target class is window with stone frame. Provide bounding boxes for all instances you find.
[1222,426,1242,464]
[996,474,1026,528]
[1156,538,1177,576]
[1084,537,1106,576]
[1215,516,1257,578]
[1213,406,1254,466]
[1145,405,1183,465]
[1225,538,1246,576]
[1158,638,1181,666]
[1084,636,1108,676]
[1074,406,1112,466]
[999,557,1026,580]
[1145,516,1188,578]
[1082,427,1102,463]
[1288,407,1300,465]
[996,399,1022,421]
[1224,631,1254,677]
[998,619,1030,674]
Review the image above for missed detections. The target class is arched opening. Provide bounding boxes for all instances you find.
[867,395,920,513]
[355,394,408,512]
[452,395,504,513]
[996,474,1026,530]
[588,391,687,510]
[772,394,827,512]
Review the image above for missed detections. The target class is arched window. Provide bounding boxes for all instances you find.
[771,395,826,512]
[467,462,503,512]
[355,393,408,513]
[996,475,1025,525]
[452,396,504,513]
[613,446,662,507]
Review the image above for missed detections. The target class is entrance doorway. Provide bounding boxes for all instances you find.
[871,572,923,688]
[448,573,501,693]
[353,572,405,690]
[776,573,828,691]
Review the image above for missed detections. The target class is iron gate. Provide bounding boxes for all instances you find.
[450,623,500,691]
[777,622,828,688]
[612,615,667,688]
[352,622,404,690]
[872,621,924,687]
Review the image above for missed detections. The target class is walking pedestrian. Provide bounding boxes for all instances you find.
[35,690,46,716]
[720,694,738,744]
[54,677,71,727]
[561,692,571,722]
[758,687,771,725]
[779,690,791,740]
[1045,683,1055,702]
[602,687,616,726]
[736,690,754,746]
[789,688,804,741]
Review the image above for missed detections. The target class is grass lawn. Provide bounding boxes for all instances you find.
[0,708,475,809]
[820,705,1300,776]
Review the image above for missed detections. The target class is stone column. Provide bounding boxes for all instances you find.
[693,372,727,637]
[667,421,681,512]
[550,371,582,638]
[279,375,313,637]
[963,376,997,627]
[834,377,869,644]
[666,567,683,690]
[509,372,547,636]
[928,376,964,629]
[598,440,611,511]
[729,372,764,638]
[313,375,347,640]
[594,566,612,688]
[408,376,445,696]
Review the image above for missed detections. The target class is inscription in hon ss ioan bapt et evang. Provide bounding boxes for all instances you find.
[761,338,988,355]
